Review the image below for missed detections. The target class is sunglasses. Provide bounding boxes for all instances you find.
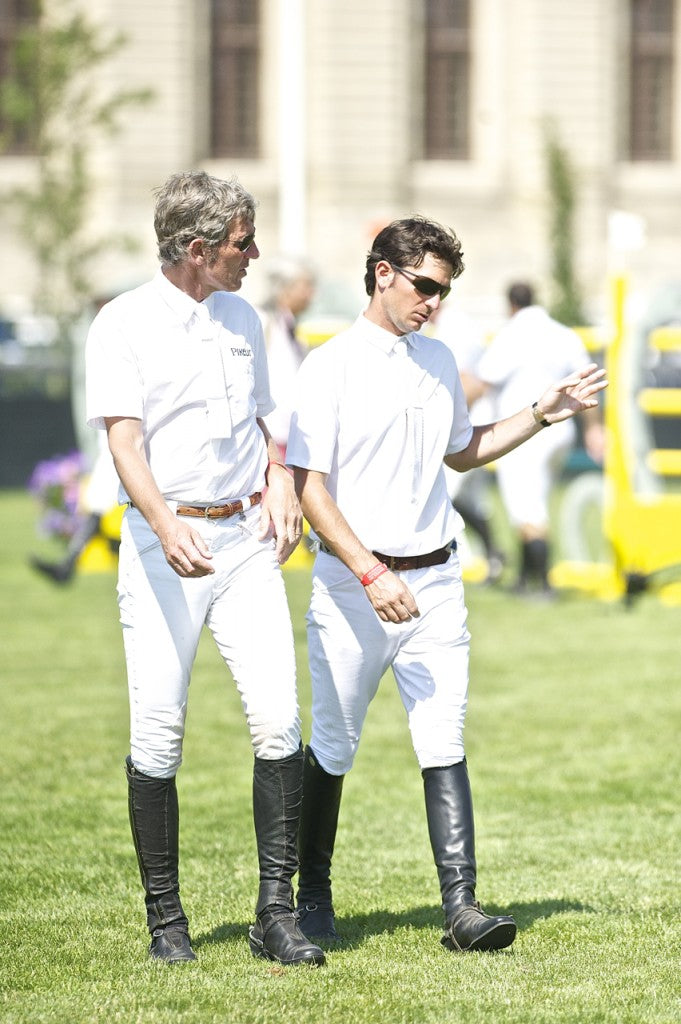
[232,232,256,253]
[390,264,451,301]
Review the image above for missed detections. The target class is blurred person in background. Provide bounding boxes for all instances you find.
[476,282,605,597]
[30,430,120,584]
[30,291,123,585]
[257,254,316,458]
[430,302,505,583]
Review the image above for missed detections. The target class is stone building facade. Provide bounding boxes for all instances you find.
[1,0,679,327]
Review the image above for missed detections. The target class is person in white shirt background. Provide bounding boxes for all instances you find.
[257,254,316,458]
[429,301,505,584]
[85,170,325,968]
[476,282,605,596]
[286,216,607,954]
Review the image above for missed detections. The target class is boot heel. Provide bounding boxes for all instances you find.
[249,909,326,966]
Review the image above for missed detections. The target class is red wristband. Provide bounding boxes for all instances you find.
[265,460,285,482]
[360,562,388,587]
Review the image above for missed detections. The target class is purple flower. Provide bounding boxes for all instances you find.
[28,451,90,541]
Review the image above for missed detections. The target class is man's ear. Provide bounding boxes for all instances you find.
[187,237,206,264]
[374,260,395,293]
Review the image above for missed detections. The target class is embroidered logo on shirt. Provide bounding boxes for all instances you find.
[231,346,251,357]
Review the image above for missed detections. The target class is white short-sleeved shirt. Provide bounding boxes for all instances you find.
[286,314,473,555]
[477,306,590,420]
[86,269,274,502]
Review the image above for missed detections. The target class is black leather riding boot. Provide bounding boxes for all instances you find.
[249,746,325,966]
[30,513,102,584]
[423,760,516,952]
[125,756,196,962]
[295,745,344,940]
[526,537,550,589]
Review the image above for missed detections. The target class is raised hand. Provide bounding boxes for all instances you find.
[536,363,608,423]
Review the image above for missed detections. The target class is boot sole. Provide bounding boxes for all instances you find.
[148,933,197,963]
[149,948,197,963]
[442,919,517,953]
[248,928,326,967]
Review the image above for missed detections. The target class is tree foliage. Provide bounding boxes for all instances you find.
[0,1,153,334]
[544,126,586,327]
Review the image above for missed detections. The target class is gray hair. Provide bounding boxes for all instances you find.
[153,170,257,266]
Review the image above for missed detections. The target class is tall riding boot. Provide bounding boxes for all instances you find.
[296,745,344,940]
[454,498,505,583]
[525,537,551,591]
[125,756,196,962]
[248,746,325,966]
[515,540,532,591]
[455,497,493,555]
[30,513,102,584]
[423,760,516,952]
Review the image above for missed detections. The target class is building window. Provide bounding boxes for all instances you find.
[0,0,38,154]
[423,0,471,159]
[629,0,675,160]
[211,0,260,158]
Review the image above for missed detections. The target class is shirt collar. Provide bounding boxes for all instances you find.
[358,314,420,354]
[153,267,210,327]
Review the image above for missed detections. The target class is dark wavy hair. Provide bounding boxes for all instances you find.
[507,282,535,309]
[364,216,464,296]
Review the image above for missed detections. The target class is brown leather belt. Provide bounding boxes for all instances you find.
[176,492,262,519]
[318,540,455,570]
[371,544,455,571]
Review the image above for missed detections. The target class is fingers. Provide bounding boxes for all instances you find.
[555,365,607,393]
[365,573,420,622]
[163,526,214,577]
[258,505,303,561]
[542,365,609,421]
[274,534,301,566]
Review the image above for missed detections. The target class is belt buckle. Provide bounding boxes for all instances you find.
[204,505,213,519]
[386,555,397,570]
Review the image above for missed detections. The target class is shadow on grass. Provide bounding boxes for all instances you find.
[194,897,592,952]
[507,897,596,929]
[194,921,250,949]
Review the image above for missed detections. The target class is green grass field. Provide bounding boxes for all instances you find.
[2,488,680,1024]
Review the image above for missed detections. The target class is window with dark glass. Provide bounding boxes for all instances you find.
[423,0,471,159]
[211,0,260,158]
[629,0,675,160]
[0,0,38,154]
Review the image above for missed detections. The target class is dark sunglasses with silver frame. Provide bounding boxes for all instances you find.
[390,263,451,301]
[232,232,256,252]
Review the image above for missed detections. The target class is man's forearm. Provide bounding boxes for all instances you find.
[294,469,378,580]
[445,406,540,472]
[105,419,175,536]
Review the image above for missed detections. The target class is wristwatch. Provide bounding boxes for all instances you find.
[532,401,551,428]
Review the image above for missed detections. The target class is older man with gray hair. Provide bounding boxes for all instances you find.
[85,170,325,968]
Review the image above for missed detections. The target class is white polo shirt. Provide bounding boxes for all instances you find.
[86,269,273,502]
[477,305,591,452]
[286,314,473,555]
[478,306,589,419]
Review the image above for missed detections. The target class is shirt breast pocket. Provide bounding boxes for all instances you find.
[224,345,256,427]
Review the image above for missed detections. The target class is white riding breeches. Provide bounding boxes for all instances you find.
[117,505,300,778]
[306,549,471,776]
[495,422,572,529]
